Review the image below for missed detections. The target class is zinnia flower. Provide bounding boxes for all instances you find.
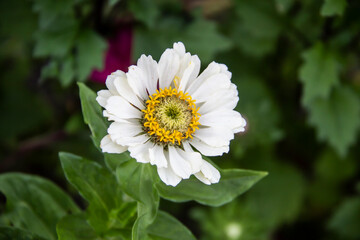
[96,42,246,186]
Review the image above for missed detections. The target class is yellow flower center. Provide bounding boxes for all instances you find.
[142,86,200,145]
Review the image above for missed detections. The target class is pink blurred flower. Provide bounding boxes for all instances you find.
[91,27,133,83]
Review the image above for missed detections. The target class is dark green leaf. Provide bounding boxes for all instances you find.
[147,211,196,240]
[328,197,360,239]
[134,17,231,63]
[60,56,75,87]
[321,0,347,16]
[275,0,295,13]
[129,0,159,28]
[0,173,80,240]
[40,60,59,83]
[245,159,306,228]
[133,18,183,60]
[308,87,360,157]
[0,226,46,240]
[115,160,159,240]
[0,0,37,39]
[59,152,137,233]
[56,213,100,240]
[78,83,131,170]
[76,29,106,81]
[180,19,232,63]
[32,0,76,30]
[299,42,339,106]
[33,17,78,58]
[235,76,283,148]
[234,0,281,57]
[78,82,108,149]
[156,168,267,207]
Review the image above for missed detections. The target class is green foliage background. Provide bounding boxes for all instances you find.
[1,0,360,239]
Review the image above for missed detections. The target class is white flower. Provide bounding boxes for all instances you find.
[96,42,246,187]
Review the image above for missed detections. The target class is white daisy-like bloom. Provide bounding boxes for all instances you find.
[96,42,246,187]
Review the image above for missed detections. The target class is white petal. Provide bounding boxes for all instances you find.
[128,141,154,163]
[189,137,229,156]
[200,110,246,133]
[157,167,182,187]
[198,87,239,115]
[105,96,142,119]
[110,133,148,147]
[168,146,192,179]
[173,42,186,57]
[100,135,127,154]
[218,63,232,79]
[158,49,180,89]
[190,73,231,102]
[149,144,168,168]
[103,110,134,123]
[112,74,144,109]
[186,61,221,95]
[106,70,126,95]
[96,90,112,108]
[194,126,234,147]
[178,56,201,92]
[107,122,147,147]
[126,65,149,100]
[177,146,203,174]
[195,161,220,185]
[234,116,247,133]
[108,122,143,138]
[137,55,158,95]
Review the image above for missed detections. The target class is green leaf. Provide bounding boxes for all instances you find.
[0,226,46,240]
[0,0,37,40]
[40,60,59,83]
[133,17,231,63]
[180,19,232,63]
[0,173,80,240]
[133,17,183,60]
[275,0,295,13]
[115,159,159,240]
[78,82,108,149]
[56,213,100,240]
[59,152,137,233]
[314,150,357,184]
[109,0,121,7]
[156,168,267,207]
[76,29,106,81]
[191,201,269,240]
[59,55,75,87]
[299,42,339,106]
[235,76,283,148]
[147,211,196,240]
[32,0,76,29]
[245,159,306,228]
[78,83,130,170]
[328,197,360,239]
[128,0,159,28]
[307,86,360,157]
[321,0,347,17]
[233,0,281,57]
[33,17,78,58]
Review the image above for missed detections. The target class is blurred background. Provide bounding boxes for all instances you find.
[1,0,360,239]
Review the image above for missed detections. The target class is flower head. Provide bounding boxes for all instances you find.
[97,42,246,186]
